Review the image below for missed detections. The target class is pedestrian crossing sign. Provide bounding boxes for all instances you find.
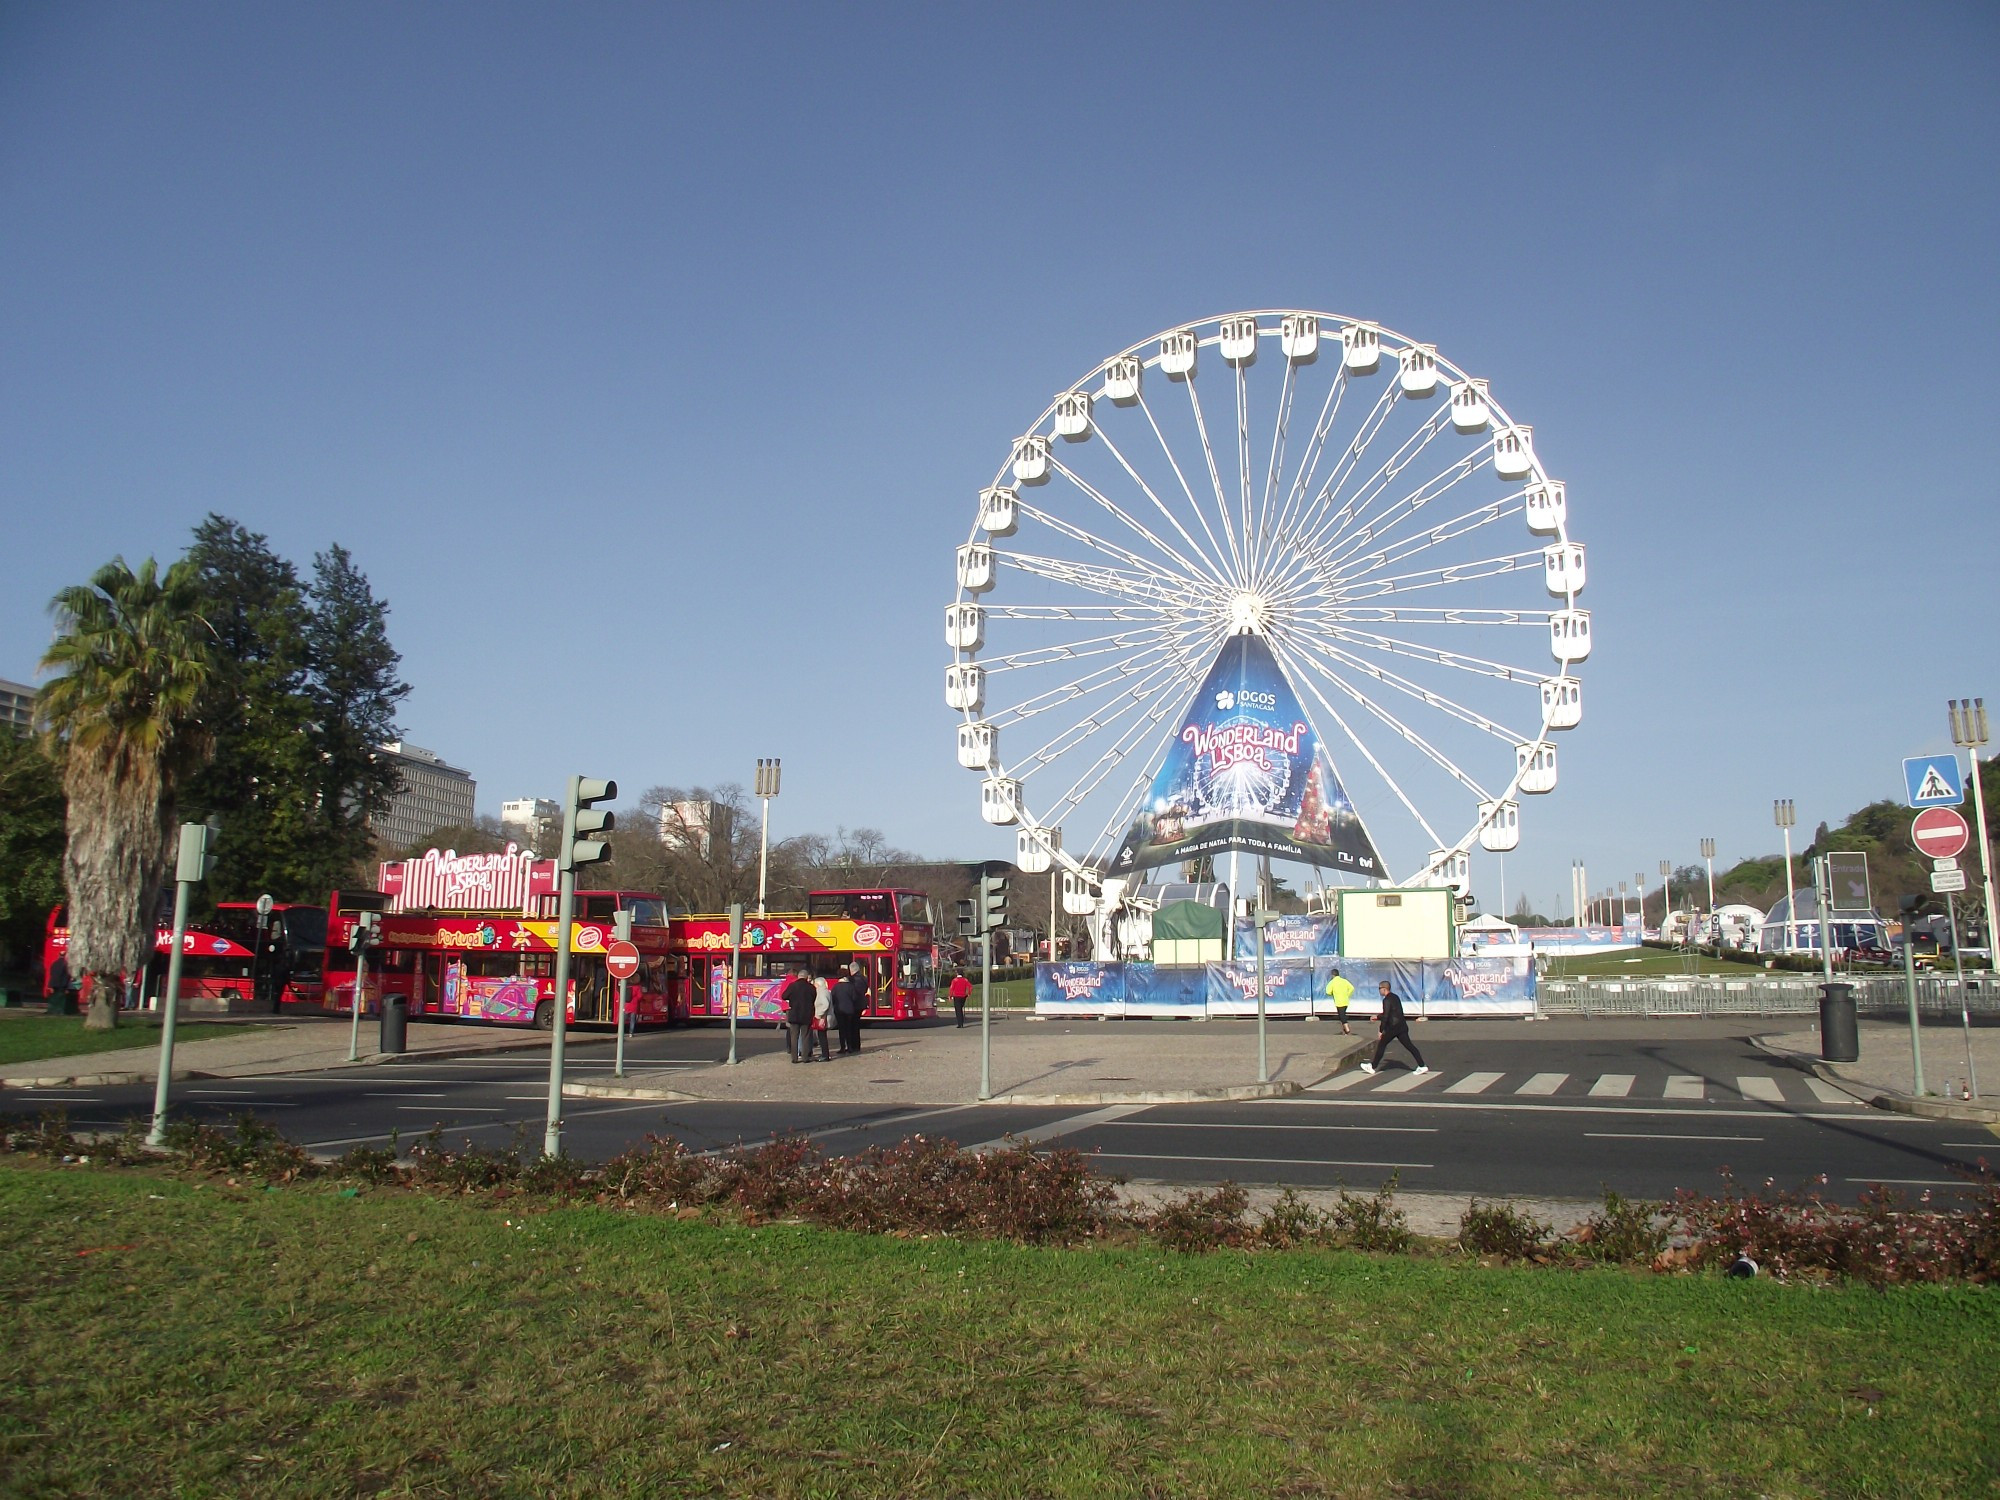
[1902,754,1964,808]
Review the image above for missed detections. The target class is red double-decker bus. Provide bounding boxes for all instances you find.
[322,888,685,1029]
[42,901,327,1011]
[674,888,938,1024]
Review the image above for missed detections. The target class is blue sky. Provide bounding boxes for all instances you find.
[3,2,1995,917]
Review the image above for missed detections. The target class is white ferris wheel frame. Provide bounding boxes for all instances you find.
[948,309,1585,898]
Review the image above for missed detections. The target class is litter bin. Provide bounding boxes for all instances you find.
[1818,981,1858,1064]
[379,991,408,1055]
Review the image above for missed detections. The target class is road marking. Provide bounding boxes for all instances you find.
[1290,1096,1930,1122]
[1805,1079,1860,1105]
[367,1091,448,1098]
[183,1088,259,1096]
[1370,1070,1440,1093]
[1516,1072,1568,1096]
[1663,1075,1704,1100]
[1588,1075,1634,1097]
[1585,1132,1762,1143]
[1308,1070,1373,1093]
[1737,1076,1785,1103]
[1844,1177,1975,1187]
[1444,1072,1504,1095]
[1943,1142,2000,1149]
[1091,1151,1432,1170]
[1098,1120,1437,1134]
[969,1104,1142,1152]
[396,1105,505,1113]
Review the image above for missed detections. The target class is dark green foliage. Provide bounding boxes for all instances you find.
[1571,1189,1669,1264]
[0,731,66,971]
[1326,1176,1413,1252]
[304,543,409,886]
[1459,1199,1554,1260]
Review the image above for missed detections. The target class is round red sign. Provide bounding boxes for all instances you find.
[1911,806,1970,861]
[604,940,642,981]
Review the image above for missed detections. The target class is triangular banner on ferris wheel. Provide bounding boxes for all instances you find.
[1109,632,1384,879]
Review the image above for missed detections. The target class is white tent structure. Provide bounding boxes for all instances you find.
[1759,889,1887,955]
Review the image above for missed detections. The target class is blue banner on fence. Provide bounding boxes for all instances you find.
[1230,912,1340,961]
[1037,954,1535,1018]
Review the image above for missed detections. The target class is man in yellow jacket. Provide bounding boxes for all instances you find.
[1323,967,1355,1034]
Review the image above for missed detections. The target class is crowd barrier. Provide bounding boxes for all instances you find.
[1036,956,1536,1019]
[1538,974,2000,1019]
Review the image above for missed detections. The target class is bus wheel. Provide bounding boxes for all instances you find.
[533,1001,554,1031]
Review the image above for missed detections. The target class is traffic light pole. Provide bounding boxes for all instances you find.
[1900,898,1926,1098]
[1948,892,1977,1098]
[613,910,633,1079]
[978,931,992,1101]
[146,824,206,1147]
[1254,908,1270,1085]
[545,857,577,1158]
[345,914,376,1064]
[726,903,743,1066]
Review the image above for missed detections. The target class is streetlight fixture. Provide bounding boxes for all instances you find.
[754,757,781,918]
[1635,872,1648,934]
[1619,880,1629,930]
[1774,799,1797,953]
[1949,698,1997,971]
[1659,859,1673,936]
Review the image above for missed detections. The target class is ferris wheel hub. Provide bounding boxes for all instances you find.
[1227,592,1270,635]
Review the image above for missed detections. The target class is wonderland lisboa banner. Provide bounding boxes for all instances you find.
[1110,632,1384,878]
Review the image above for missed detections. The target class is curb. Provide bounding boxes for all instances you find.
[1751,1034,2000,1124]
[985,1080,1302,1105]
[564,1081,703,1102]
[1,1069,195,1090]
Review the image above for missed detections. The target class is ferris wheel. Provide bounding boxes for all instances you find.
[947,310,1586,912]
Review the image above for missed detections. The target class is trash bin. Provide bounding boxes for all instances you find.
[379,991,408,1055]
[1819,981,1858,1064]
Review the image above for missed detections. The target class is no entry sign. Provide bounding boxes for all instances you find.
[604,940,641,981]
[1911,807,1970,861]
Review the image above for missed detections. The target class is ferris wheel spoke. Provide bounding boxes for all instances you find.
[978,626,1189,676]
[1312,496,1527,591]
[1036,659,1201,816]
[987,604,1186,623]
[989,637,1195,729]
[1283,403,1458,570]
[1181,372,1247,583]
[1044,455,1228,589]
[1300,606,1553,628]
[1329,548,1545,602]
[1263,364,1350,567]
[1235,362,1255,588]
[1011,500,1216,597]
[1249,351,1301,591]
[1266,635,1439,859]
[1302,623,1547,686]
[1276,638,1492,806]
[1285,453,1500,595]
[1135,394,1239,587]
[998,552,1201,610]
[1297,379,1417,544]
[1271,621,1530,744]
[1088,424,1236,590]
[1011,649,1200,784]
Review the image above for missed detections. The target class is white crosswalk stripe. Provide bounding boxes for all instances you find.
[1442,1071,1503,1094]
[1309,1069,1372,1093]
[1371,1069,1441,1093]
[1738,1076,1785,1103]
[1663,1075,1705,1100]
[1805,1077,1861,1106]
[1588,1074,1635,1097]
[1516,1072,1568,1095]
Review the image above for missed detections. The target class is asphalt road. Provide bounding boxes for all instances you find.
[7,1023,1995,1204]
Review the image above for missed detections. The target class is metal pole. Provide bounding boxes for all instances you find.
[146,871,194,1146]
[614,972,629,1078]
[1953,699,1997,973]
[1781,826,1797,951]
[726,902,743,1066]
[1701,838,1717,923]
[1947,892,1977,1097]
[978,930,992,1101]
[757,796,771,918]
[347,942,368,1062]
[1901,905,1925,1098]
[544,857,576,1158]
[1816,858,1835,994]
[1255,910,1268,1085]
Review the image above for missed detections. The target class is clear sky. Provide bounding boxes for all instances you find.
[3,2,1995,918]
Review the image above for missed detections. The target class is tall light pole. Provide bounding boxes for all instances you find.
[1659,859,1673,937]
[1775,799,1797,952]
[1700,837,1717,937]
[1635,872,1648,934]
[1949,698,1997,972]
[754,757,781,918]
[1618,880,1629,930]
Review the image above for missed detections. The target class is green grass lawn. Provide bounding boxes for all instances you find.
[1,1161,1992,1498]
[0,1015,261,1068]
[1544,947,1776,978]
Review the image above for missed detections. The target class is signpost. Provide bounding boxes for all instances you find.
[607,931,638,1079]
[1903,755,1964,808]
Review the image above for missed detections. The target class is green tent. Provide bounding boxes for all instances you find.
[1152,900,1226,965]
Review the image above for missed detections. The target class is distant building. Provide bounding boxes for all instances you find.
[500,797,560,853]
[0,677,34,736]
[660,799,718,858]
[371,741,476,851]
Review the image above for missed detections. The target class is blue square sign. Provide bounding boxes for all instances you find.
[1903,754,1964,807]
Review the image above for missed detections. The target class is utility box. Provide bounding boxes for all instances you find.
[1337,888,1456,960]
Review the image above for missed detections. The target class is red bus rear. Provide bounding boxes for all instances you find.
[42,902,326,1011]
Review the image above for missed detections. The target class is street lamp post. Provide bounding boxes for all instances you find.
[1775,800,1797,953]
[1949,698,1997,972]
[1619,881,1629,931]
[1659,860,1673,937]
[754,758,781,918]
[1635,872,1647,934]
[1700,838,1717,941]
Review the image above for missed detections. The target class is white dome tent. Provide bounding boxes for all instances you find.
[1759,889,1886,956]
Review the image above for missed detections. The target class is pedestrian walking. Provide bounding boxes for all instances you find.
[831,963,865,1054]
[782,971,817,1063]
[810,971,834,1061]
[1361,978,1428,1075]
[949,970,971,1027]
[1322,966,1354,1034]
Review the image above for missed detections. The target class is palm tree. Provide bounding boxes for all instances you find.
[37,558,214,1029]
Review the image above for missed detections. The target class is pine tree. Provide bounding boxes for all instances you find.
[181,516,321,902]
[0,731,67,973]
[304,545,409,889]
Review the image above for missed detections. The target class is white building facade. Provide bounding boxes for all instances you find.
[371,741,476,851]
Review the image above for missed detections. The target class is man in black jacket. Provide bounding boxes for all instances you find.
[1361,978,1429,1075]
[830,964,865,1055]
[782,972,817,1063]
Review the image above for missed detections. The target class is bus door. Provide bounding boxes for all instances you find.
[572,956,616,1024]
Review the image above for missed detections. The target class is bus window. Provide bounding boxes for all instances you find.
[897,893,932,925]
[897,949,934,993]
[622,898,667,928]
[580,895,619,920]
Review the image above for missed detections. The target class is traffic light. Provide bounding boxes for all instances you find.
[613,909,633,943]
[563,776,618,871]
[348,910,380,953]
[955,899,977,936]
[979,862,1010,934]
[175,821,218,884]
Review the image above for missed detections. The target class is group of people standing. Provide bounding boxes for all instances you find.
[780,964,868,1062]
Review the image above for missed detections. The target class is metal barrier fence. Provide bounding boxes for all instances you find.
[1538,975,2000,1019]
